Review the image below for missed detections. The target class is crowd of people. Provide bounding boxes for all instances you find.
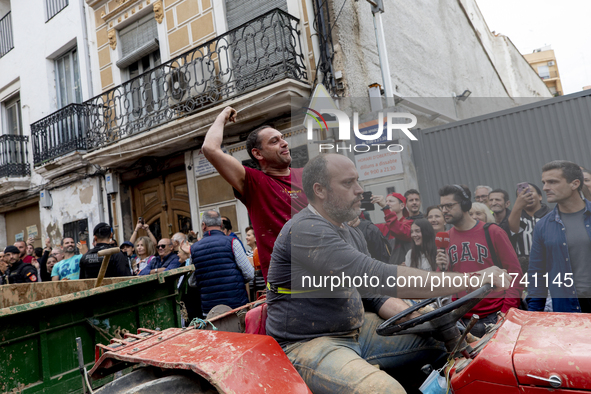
[2,105,590,392]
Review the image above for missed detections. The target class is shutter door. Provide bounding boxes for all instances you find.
[224,0,292,93]
[225,0,287,30]
[120,16,159,58]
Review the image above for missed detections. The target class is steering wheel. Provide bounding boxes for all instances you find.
[376,284,493,337]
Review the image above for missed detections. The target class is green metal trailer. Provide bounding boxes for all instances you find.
[0,266,193,393]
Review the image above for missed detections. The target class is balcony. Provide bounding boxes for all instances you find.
[31,103,88,167]
[29,8,309,169]
[0,11,14,58]
[0,134,30,178]
[540,70,559,80]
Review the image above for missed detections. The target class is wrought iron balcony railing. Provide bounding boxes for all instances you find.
[31,103,88,166]
[29,9,307,163]
[46,0,68,22]
[84,8,307,151]
[0,11,14,58]
[0,134,30,178]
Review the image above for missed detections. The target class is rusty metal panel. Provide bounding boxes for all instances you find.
[0,266,193,394]
[414,90,591,208]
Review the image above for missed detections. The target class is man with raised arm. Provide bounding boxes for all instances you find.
[202,107,308,282]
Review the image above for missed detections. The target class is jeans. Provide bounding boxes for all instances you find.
[283,312,446,394]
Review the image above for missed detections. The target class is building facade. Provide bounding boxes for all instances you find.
[523,45,563,96]
[0,0,552,249]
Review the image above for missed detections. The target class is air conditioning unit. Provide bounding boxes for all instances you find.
[166,68,190,105]
[40,190,52,208]
[105,172,118,194]
[548,61,555,66]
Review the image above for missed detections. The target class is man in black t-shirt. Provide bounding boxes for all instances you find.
[79,223,131,279]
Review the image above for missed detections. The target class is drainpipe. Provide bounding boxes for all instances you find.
[368,0,395,107]
[80,0,94,98]
[96,176,105,224]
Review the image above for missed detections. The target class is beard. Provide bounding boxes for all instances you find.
[324,194,362,224]
[65,246,76,253]
[444,211,463,226]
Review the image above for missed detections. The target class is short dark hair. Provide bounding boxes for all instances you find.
[94,223,112,241]
[34,247,43,258]
[246,125,274,164]
[245,226,253,233]
[302,155,331,202]
[221,217,232,231]
[61,237,75,246]
[404,189,420,198]
[542,160,584,192]
[438,184,471,203]
[489,189,510,203]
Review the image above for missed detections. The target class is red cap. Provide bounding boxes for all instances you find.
[388,192,406,205]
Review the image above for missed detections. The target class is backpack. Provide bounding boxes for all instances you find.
[483,223,502,269]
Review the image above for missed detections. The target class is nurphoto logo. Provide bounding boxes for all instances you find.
[304,108,418,153]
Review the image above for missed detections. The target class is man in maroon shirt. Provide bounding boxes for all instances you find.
[202,107,308,282]
[436,184,522,337]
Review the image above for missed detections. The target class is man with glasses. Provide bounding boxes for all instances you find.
[139,238,180,275]
[436,184,522,337]
[474,185,493,207]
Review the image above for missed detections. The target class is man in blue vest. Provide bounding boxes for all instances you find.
[191,210,254,316]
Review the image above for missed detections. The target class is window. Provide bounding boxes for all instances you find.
[117,15,163,122]
[4,95,22,135]
[55,47,82,108]
[537,65,550,80]
[63,218,89,246]
[46,0,68,22]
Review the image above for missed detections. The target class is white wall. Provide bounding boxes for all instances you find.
[0,0,94,190]
[331,0,551,106]
[39,177,103,245]
[0,213,6,248]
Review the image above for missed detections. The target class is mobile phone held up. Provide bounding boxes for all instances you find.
[517,182,530,195]
[138,217,144,225]
[361,191,374,211]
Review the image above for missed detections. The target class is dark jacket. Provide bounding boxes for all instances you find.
[37,250,52,282]
[527,200,591,313]
[138,252,180,275]
[79,243,131,279]
[190,230,249,315]
[497,208,513,239]
[356,218,391,263]
[7,260,38,283]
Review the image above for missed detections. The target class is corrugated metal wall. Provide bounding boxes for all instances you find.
[414,90,591,208]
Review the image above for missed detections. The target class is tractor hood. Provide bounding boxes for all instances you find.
[512,310,591,390]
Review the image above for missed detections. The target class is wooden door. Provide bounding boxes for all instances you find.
[132,169,192,241]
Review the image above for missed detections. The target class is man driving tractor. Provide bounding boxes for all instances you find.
[265,154,511,393]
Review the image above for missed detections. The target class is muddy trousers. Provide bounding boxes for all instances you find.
[283,312,446,394]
